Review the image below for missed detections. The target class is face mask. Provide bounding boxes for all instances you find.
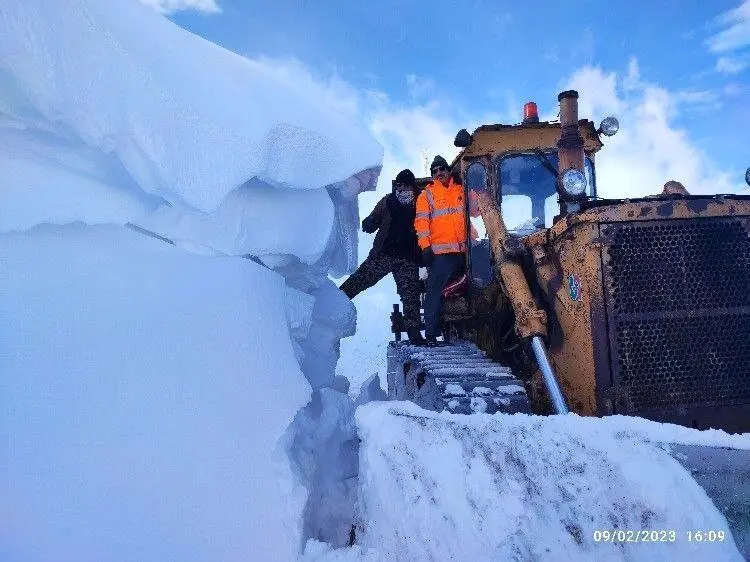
[395,190,415,204]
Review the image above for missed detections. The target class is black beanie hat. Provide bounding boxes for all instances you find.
[430,155,450,172]
[394,168,416,187]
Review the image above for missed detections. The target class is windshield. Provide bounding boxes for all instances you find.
[496,151,595,232]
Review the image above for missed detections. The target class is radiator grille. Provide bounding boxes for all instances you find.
[603,218,750,410]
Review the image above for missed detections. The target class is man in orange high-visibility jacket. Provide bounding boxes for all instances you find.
[415,155,467,345]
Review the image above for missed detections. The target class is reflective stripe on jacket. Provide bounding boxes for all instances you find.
[414,178,467,254]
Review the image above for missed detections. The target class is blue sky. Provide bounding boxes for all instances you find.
[152,0,749,191]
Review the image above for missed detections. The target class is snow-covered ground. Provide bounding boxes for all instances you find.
[3,1,749,561]
[302,403,749,561]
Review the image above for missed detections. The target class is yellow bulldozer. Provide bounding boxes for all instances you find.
[381,90,749,554]
[388,89,750,435]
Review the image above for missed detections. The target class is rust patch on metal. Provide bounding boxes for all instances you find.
[547,273,563,297]
[687,198,710,213]
[461,121,603,160]
[656,203,673,217]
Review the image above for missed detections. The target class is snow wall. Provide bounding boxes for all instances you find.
[1,0,382,560]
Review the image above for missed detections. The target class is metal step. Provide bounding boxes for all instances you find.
[387,340,531,415]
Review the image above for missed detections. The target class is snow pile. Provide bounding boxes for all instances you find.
[0,0,380,216]
[1,225,312,561]
[0,0,382,273]
[1,226,372,561]
[1,0,383,560]
[351,402,745,561]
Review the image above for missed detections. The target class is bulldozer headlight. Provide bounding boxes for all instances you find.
[560,168,587,198]
[598,116,619,137]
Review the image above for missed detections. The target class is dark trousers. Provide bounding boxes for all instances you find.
[339,254,422,329]
[424,252,465,338]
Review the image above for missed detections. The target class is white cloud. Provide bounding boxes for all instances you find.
[674,89,719,105]
[567,62,740,197]
[567,66,625,117]
[139,0,220,14]
[707,0,750,53]
[707,1,750,74]
[622,57,642,91]
[716,55,750,74]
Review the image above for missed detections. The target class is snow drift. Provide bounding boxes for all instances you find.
[0,0,381,216]
[0,0,382,274]
[1,225,313,561]
[351,402,747,562]
[1,0,382,560]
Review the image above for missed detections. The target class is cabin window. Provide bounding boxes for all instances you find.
[466,161,488,190]
[496,152,596,232]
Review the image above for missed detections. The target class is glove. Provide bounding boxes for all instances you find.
[361,216,377,233]
[421,248,435,266]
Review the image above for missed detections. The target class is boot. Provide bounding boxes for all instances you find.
[425,336,440,347]
[407,327,426,346]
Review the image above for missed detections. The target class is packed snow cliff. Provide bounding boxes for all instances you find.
[1,0,381,560]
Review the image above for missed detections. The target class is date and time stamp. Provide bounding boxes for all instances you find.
[593,529,727,544]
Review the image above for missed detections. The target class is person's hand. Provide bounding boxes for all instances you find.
[421,248,435,266]
[361,216,377,233]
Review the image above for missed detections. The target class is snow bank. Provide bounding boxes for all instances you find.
[0,0,381,220]
[1,220,373,560]
[1,0,382,274]
[353,402,745,561]
[1,225,311,561]
[1,0,385,559]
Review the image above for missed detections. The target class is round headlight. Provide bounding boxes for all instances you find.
[599,116,619,137]
[560,168,587,197]
[745,166,750,187]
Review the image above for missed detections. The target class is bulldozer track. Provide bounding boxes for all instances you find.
[387,340,531,415]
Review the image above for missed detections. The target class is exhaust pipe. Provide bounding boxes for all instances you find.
[557,90,585,173]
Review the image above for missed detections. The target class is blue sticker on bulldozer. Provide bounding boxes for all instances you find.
[568,273,582,302]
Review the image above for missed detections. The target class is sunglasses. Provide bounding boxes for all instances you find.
[431,166,448,174]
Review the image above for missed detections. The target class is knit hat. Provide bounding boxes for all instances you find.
[430,155,450,172]
[394,168,416,187]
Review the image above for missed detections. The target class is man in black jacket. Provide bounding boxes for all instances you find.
[339,169,425,345]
